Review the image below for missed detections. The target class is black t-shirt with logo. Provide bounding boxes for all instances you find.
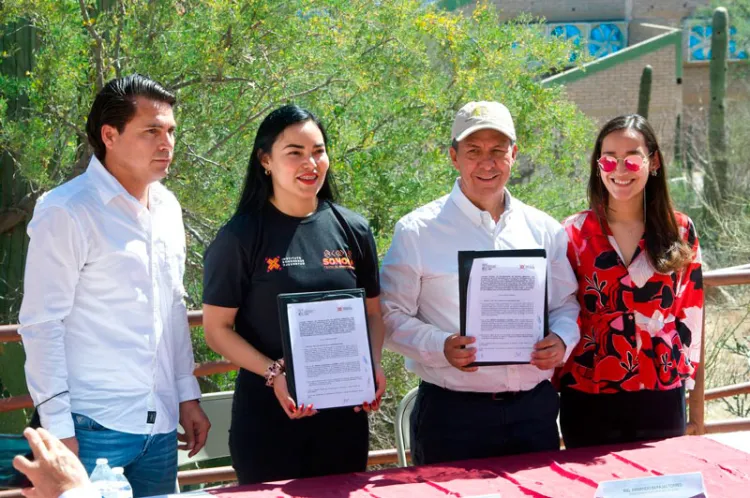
[202,201,380,361]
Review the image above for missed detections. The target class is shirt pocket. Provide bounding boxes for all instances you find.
[420,272,459,308]
[154,238,184,294]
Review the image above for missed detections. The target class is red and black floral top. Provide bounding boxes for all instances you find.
[557,210,703,394]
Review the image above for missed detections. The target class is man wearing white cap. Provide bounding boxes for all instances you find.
[380,101,580,464]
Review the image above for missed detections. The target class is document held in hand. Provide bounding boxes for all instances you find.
[277,289,376,410]
[459,249,548,366]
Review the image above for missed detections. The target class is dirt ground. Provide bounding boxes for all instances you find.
[702,287,750,421]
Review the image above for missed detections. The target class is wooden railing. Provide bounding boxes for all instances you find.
[0,265,748,490]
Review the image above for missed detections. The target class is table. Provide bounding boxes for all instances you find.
[197,436,750,497]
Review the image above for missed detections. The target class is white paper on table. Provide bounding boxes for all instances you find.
[466,255,546,363]
[286,297,375,410]
[594,472,708,497]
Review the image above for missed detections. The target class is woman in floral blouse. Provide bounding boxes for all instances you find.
[557,114,703,449]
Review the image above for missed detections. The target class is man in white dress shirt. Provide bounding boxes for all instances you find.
[19,74,210,496]
[381,101,580,465]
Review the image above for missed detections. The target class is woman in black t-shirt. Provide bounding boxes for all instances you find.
[202,105,387,485]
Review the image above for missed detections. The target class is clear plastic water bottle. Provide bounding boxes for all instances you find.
[89,458,117,498]
[111,467,133,498]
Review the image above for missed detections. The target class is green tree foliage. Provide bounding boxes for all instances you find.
[1,0,593,442]
[676,1,750,263]
[704,0,750,48]
[671,2,750,423]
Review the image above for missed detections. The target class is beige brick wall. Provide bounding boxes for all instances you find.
[485,1,624,22]
[562,44,681,160]
[683,65,749,112]
[458,0,747,159]
[631,0,708,26]
[480,0,709,24]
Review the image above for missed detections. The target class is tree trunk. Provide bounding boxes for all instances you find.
[637,65,652,119]
[0,21,36,432]
[706,7,729,211]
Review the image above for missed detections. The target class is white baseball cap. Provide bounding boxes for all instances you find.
[451,101,517,143]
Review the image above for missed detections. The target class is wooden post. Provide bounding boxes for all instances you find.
[688,311,707,435]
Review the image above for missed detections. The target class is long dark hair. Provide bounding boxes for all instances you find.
[588,114,692,273]
[235,104,336,215]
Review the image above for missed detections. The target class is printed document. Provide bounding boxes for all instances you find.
[285,297,375,409]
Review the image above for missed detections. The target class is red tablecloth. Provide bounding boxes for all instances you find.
[206,436,750,497]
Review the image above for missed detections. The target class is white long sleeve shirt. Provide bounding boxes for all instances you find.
[381,179,580,393]
[19,156,201,439]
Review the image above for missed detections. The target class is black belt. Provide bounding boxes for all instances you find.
[420,380,545,402]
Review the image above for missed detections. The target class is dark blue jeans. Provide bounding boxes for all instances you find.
[73,413,177,498]
[410,380,560,465]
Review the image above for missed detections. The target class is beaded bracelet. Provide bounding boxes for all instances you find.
[264,359,285,387]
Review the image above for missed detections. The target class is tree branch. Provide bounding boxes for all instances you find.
[0,193,37,234]
[113,0,125,78]
[342,104,426,156]
[687,139,710,168]
[169,76,258,92]
[184,219,208,248]
[204,75,344,157]
[78,0,106,90]
[358,37,396,60]
[0,209,29,235]
[68,150,92,180]
[183,208,216,231]
[26,106,87,142]
[180,144,228,171]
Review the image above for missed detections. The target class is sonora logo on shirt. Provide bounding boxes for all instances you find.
[322,249,355,270]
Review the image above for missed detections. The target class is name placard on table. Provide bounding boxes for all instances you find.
[595,472,708,497]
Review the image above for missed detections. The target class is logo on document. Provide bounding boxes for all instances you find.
[265,256,282,272]
[322,249,355,270]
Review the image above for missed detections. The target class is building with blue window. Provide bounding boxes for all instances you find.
[448,0,748,162]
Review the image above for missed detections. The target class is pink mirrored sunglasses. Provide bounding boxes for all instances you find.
[597,154,649,173]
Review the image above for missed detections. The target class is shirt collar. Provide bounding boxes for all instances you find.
[86,155,164,208]
[87,155,127,205]
[448,178,513,227]
[574,209,613,240]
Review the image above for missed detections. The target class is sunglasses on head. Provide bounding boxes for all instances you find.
[597,154,651,173]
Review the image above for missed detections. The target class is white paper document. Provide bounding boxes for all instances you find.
[466,255,546,363]
[286,297,375,410]
[595,472,708,498]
